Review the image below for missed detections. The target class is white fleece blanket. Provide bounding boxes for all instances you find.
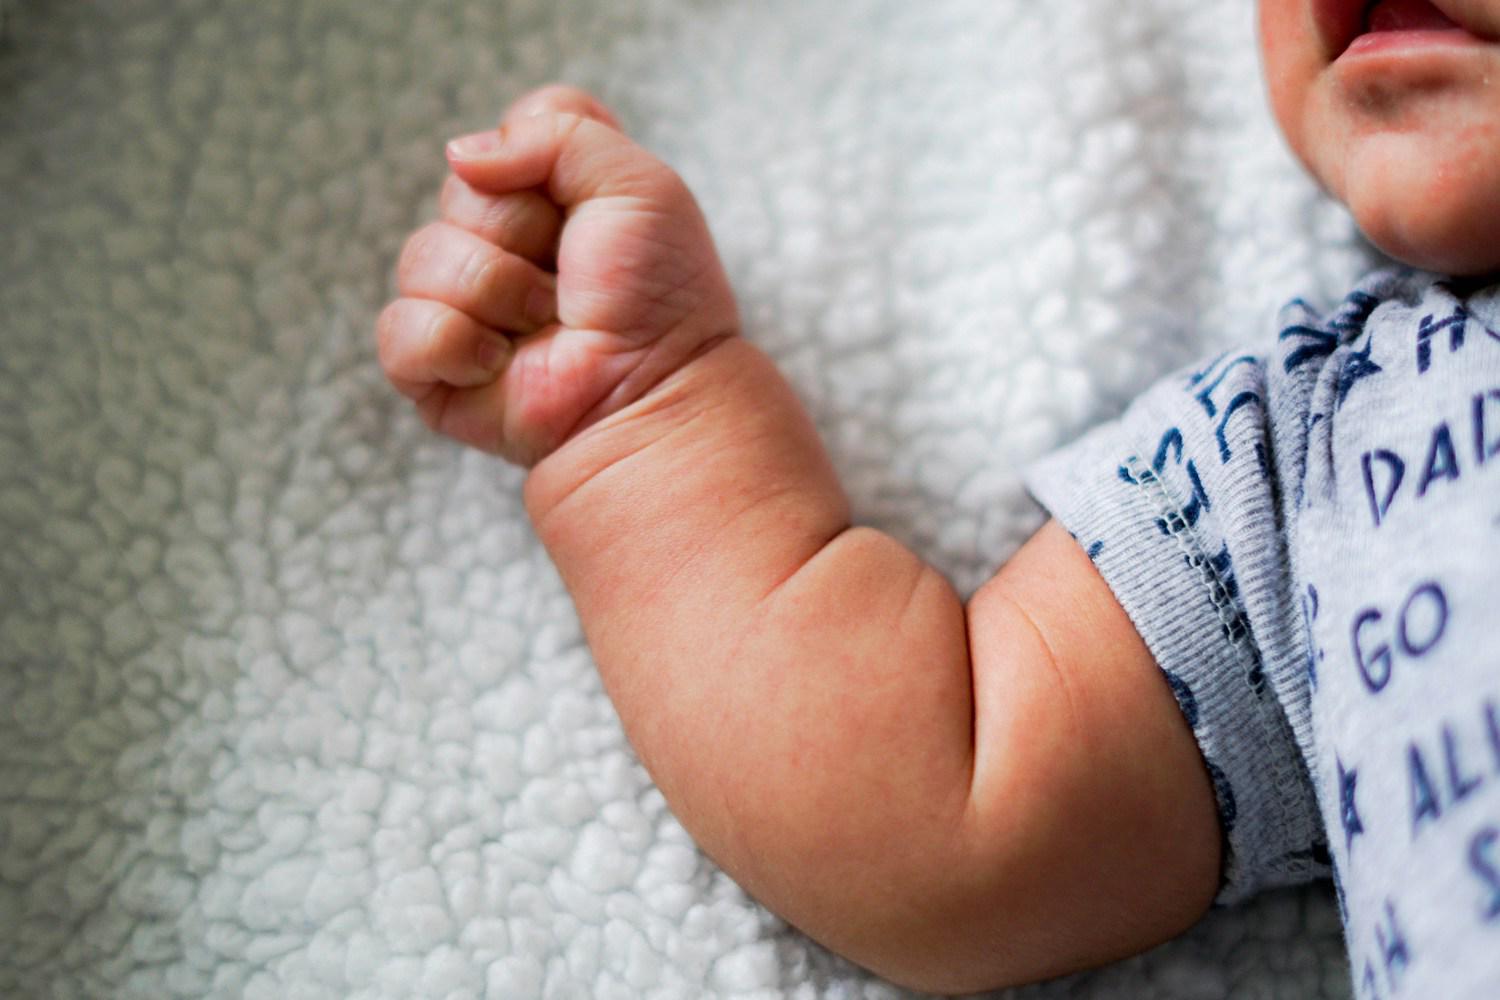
[0,1,1370,997]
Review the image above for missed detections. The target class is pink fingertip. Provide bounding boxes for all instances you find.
[446,130,504,161]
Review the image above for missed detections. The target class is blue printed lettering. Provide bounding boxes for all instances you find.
[1187,350,1231,388]
[1190,353,1258,417]
[1333,864,1350,926]
[1397,583,1448,659]
[1186,462,1209,518]
[1336,341,1383,407]
[1417,424,1459,496]
[1214,390,1264,464]
[1487,701,1500,771]
[1444,725,1484,805]
[1370,899,1412,995]
[1282,290,1380,375]
[1302,584,1323,690]
[1354,609,1392,694]
[1155,428,1185,472]
[1406,699,1500,837]
[1339,757,1365,851]
[1351,582,1449,695]
[1409,743,1443,833]
[1477,390,1500,467]
[1333,291,1382,339]
[1146,429,1211,536]
[1416,309,1467,374]
[1280,325,1339,372]
[1362,450,1405,529]
[1359,390,1499,526]
[1470,827,1500,923]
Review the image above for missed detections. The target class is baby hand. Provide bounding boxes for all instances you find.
[378,86,739,466]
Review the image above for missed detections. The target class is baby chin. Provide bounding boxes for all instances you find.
[1317,0,1500,274]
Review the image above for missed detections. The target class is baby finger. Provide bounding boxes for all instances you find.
[377,297,513,393]
[397,221,558,335]
[439,176,562,266]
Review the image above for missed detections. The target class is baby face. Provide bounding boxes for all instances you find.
[1260,0,1500,274]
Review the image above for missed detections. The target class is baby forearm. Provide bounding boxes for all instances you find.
[524,336,980,961]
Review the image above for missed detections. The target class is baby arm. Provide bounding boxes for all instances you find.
[379,86,1222,993]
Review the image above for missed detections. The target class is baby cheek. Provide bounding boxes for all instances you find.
[1257,0,1327,177]
[1257,0,1306,63]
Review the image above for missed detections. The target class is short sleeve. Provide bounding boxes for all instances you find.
[1029,270,1500,995]
[1023,351,1328,903]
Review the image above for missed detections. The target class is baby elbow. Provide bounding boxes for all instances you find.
[768,821,1050,996]
[832,873,1044,995]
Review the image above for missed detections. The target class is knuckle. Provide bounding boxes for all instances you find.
[514,83,585,116]
[497,192,559,248]
[516,188,559,218]
[457,243,502,300]
[374,302,408,369]
[420,304,455,362]
[479,193,524,236]
[512,85,617,131]
[397,223,443,284]
[615,150,686,204]
[438,175,466,214]
[547,110,587,146]
[648,165,689,204]
[539,83,588,102]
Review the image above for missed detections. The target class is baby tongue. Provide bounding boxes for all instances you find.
[1365,0,1461,32]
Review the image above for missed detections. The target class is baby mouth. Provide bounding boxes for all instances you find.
[1360,0,1461,33]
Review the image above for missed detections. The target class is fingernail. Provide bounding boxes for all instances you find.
[446,130,503,160]
[477,335,510,373]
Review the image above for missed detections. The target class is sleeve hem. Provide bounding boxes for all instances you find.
[1024,416,1326,902]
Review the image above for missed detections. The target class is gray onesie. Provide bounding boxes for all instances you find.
[1026,268,1500,998]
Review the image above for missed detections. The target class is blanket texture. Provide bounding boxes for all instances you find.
[1,0,1370,996]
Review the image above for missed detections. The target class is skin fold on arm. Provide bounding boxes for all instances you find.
[381,86,1223,995]
[524,335,1221,993]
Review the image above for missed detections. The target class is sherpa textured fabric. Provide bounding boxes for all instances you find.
[1,1,1368,998]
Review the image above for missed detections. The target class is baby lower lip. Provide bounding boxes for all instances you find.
[1337,0,1488,57]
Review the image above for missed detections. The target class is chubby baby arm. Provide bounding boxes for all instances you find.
[379,86,1222,993]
